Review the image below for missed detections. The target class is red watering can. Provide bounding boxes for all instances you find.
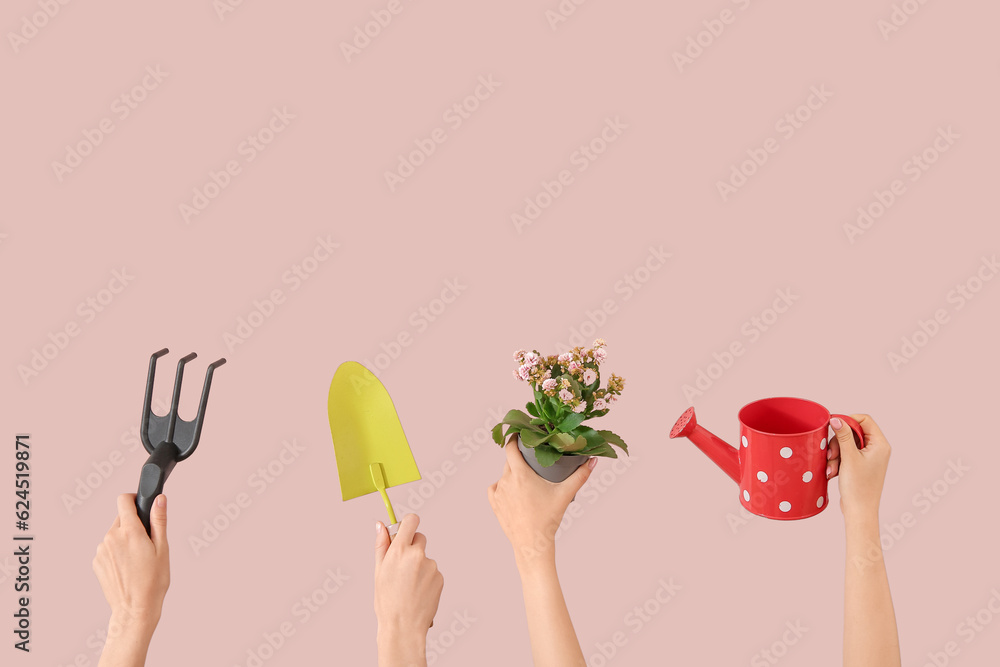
[670,397,864,520]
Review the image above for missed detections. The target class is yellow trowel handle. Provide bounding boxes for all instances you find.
[372,462,400,529]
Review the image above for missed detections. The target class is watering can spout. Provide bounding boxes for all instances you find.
[669,407,740,484]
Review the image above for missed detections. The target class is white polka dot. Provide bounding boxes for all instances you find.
[780,447,793,458]
[742,435,748,448]
[743,489,750,502]
[779,501,791,512]
[820,438,827,450]
[757,471,768,483]
[802,471,813,483]
[817,496,824,508]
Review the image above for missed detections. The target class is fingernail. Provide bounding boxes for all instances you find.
[827,447,833,460]
[826,465,832,478]
[830,417,843,429]
[587,457,598,470]
[156,495,166,508]
[375,521,382,535]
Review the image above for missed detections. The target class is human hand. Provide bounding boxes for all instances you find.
[374,514,443,643]
[93,494,170,641]
[487,436,597,567]
[827,415,891,522]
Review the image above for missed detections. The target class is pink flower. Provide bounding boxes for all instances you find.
[558,352,572,363]
[593,347,607,364]
[523,351,541,367]
[606,394,618,404]
[514,349,526,361]
[542,378,557,392]
[573,402,587,413]
[593,338,606,347]
[559,388,574,403]
[518,364,532,381]
[582,368,598,385]
[568,361,582,373]
[593,398,608,411]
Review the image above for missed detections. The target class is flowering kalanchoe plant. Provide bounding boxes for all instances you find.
[492,339,628,467]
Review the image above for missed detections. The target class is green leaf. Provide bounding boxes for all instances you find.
[548,432,576,451]
[533,444,563,467]
[526,402,539,418]
[520,429,552,448]
[501,409,532,428]
[555,412,586,433]
[570,425,604,448]
[529,418,546,426]
[492,423,505,445]
[563,435,588,452]
[598,430,629,454]
[580,442,617,458]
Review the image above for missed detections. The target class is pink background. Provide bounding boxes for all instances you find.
[3,1,999,665]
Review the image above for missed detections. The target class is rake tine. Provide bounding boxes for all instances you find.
[141,348,170,450]
[190,358,227,447]
[166,353,197,443]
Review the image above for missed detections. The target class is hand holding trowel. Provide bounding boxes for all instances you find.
[327,361,422,538]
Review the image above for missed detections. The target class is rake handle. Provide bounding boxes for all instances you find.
[136,442,178,535]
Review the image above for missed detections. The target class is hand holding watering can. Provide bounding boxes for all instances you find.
[670,397,865,520]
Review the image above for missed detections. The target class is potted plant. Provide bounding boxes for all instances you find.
[492,339,629,482]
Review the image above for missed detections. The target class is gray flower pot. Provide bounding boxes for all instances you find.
[518,441,589,482]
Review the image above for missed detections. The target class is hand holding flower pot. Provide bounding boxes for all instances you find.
[492,339,629,482]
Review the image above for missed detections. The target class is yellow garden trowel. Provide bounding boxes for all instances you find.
[328,361,421,538]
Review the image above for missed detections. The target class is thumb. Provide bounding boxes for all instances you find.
[374,521,391,565]
[564,456,598,496]
[831,417,860,460]
[149,495,168,554]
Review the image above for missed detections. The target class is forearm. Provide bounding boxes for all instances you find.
[844,513,901,667]
[377,626,427,667]
[516,555,586,667]
[98,614,156,667]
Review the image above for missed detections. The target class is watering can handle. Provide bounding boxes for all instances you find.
[830,414,866,450]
